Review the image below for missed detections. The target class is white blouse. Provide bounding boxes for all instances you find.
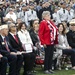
[56,34,69,49]
[17,29,33,45]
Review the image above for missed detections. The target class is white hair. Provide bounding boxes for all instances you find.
[42,11,50,19]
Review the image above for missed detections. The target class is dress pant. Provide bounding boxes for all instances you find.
[63,49,75,67]
[7,54,23,75]
[44,45,54,70]
[0,57,8,75]
[16,55,23,75]
[22,52,35,75]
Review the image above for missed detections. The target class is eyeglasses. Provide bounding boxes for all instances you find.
[9,10,13,11]
[11,26,17,27]
[70,24,75,26]
[34,21,39,24]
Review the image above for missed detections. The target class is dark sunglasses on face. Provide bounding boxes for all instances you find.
[71,24,75,26]
[34,22,39,24]
[11,26,17,27]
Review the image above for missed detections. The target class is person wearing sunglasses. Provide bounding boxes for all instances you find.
[67,19,75,49]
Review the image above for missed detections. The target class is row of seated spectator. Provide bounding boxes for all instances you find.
[0,19,40,75]
[54,22,75,70]
[1,14,75,75]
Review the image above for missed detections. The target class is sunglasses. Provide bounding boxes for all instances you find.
[71,24,75,26]
[11,26,17,27]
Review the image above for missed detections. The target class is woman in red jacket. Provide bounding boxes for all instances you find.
[39,11,58,74]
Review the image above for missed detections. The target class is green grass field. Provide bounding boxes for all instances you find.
[35,68,75,75]
[35,67,75,75]
[20,66,75,75]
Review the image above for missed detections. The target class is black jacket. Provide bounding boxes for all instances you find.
[8,33,24,51]
[0,35,17,56]
[29,29,39,46]
[66,30,75,48]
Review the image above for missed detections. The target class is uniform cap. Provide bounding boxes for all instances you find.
[22,4,27,7]
[69,19,75,25]
[1,25,8,30]
[29,2,34,6]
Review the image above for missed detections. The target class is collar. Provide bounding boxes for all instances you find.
[61,8,65,10]
[1,35,5,40]
[21,29,27,33]
[9,32,15,37]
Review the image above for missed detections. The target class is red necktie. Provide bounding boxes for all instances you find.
[14,35,19,44]
[4,38,10,52]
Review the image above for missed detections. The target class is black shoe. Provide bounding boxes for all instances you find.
[27,71,35,75]
[44,70,51,74]
[49,70,55,74]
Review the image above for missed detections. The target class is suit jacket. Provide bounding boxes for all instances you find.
[0,35,17,56]
[67,30,75,48]
[8,33,24,51]
[39,20,58,45]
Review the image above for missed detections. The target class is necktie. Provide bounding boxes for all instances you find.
[24,12,25,16]
[63,9,65,13]
[31,10,33,14]
[14,35,19,44]
[4,38,10,52]
[69,12,70,15]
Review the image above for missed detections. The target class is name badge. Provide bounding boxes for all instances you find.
[2,42,5,45]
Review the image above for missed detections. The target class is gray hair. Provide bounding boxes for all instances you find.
[42,11,50,19]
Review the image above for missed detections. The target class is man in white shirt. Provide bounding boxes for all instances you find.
[5,8,17,23]
[26,2,38,27]
[57,2,68,23]
[18,4,29,26]
[66,4,75,23]
[52,7,61,25]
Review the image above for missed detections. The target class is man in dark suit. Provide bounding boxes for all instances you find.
[0,53,7,75]
[8,23,35,75]
[0,25,23,75]
[67,19,75,49]
[0,26,7,75]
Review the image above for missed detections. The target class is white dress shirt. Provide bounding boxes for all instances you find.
[26,9,38,21]
[6,12,17,23]
[18,11,29,26]
[67,9,75,22]
[52,12,61,25]
[57,8,68,22]
[1,35,5,41]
